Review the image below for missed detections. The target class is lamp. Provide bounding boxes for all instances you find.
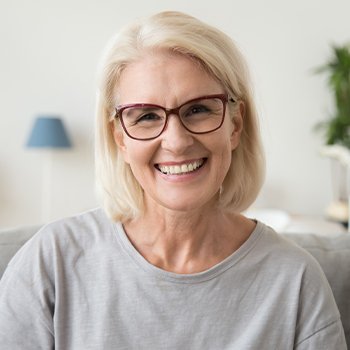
[26,116,72,223]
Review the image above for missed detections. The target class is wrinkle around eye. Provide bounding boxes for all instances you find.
[131,113,165,126]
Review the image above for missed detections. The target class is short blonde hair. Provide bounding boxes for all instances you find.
[95,11,265,222]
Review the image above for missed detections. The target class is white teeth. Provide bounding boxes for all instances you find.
[158,159,204,175]
[181,164,188,173]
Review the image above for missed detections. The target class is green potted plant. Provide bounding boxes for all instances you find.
[315,44,350,224]
[315,44,350,147]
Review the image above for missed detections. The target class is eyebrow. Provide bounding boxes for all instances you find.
[117,93,228,110]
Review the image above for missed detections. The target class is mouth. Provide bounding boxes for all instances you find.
[155,158,206,175]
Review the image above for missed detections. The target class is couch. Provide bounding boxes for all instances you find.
[0,225,349,347]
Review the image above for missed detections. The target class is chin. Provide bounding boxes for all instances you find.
[156,193,218,213]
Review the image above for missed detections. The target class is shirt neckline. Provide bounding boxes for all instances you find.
[113,220,265,284]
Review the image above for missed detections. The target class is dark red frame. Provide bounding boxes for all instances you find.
[115,94,234,141]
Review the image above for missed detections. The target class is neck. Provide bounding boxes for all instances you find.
[123,205,255,274]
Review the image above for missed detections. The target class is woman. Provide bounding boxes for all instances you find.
[0,11,346,349]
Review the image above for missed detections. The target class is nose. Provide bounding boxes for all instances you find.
[160,114,194,153]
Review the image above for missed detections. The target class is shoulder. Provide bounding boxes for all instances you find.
[252,222,321,269]
[254,222,344,343]
[34,207,113,244]
[6,208,117,274]
[250,222,335,301]
[41,207,113,237]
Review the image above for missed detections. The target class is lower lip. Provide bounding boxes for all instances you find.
[156,160,207,182]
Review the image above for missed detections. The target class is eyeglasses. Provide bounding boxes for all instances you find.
[115,94,234,141]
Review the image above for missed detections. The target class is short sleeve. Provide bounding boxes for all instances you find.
[295,319,347,349]
[294,253,347,349]
[0,232,55,349]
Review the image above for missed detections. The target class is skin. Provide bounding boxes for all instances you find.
[113,50,256,274]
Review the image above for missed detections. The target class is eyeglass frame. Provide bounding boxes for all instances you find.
[114,93,235,141]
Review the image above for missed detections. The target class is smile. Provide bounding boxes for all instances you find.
[156,159,206,175]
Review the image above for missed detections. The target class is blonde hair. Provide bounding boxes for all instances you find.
[95,11,265,222]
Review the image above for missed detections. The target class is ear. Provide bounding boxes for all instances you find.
[111,121,130,164]
[230,101,244,151]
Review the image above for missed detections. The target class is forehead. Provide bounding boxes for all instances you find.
[116,51,224,105]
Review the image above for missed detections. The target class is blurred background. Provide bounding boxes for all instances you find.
[1,0,350,228]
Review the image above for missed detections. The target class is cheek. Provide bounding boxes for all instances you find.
[113,130,150,167]
[121,143,139,167]
[120,139,156,173]
[219,130,235,162]
[125,146,156,192]
[211,141,232,184]
[211,135,233,166]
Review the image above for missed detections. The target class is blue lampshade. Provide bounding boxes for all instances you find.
[26,116,72,148]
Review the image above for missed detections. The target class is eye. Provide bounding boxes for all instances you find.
[124,107,164,126]
[185,104,210,117]
[137,112,161,122]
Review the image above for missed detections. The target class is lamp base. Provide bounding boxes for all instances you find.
[41,150,53,224]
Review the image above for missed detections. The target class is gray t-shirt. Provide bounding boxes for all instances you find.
[0,208,346,349]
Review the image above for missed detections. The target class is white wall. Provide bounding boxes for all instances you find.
[1,0,349,227]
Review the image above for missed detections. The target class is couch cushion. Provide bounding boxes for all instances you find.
[284,233,350,348]
[0,226,40,279]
